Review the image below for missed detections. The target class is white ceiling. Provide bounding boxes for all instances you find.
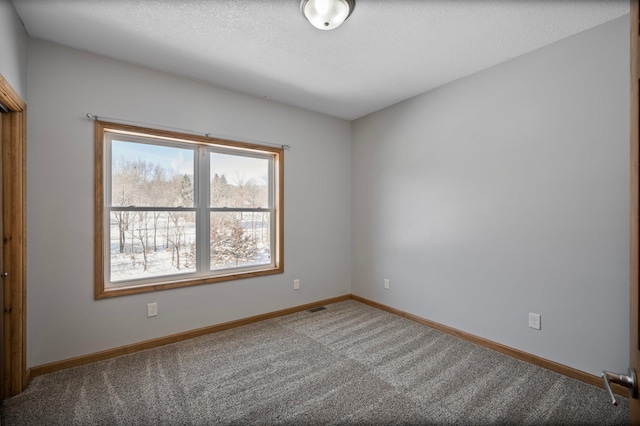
[12,0,629,120]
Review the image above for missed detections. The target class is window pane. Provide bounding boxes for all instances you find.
[110,211,196,282]
[210,211,271,270]
[111,140,194,207]
[210,153,269,208]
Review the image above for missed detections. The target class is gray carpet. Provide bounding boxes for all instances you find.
[1,300,629,425]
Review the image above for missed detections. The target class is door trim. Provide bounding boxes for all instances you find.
[0,74,27,397]
[630,0,640,421]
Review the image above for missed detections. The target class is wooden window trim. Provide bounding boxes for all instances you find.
[94,120,284,299]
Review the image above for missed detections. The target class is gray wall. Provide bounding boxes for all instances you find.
[0,0,28,100]
[26,40,351,367]
[351,16,630,376]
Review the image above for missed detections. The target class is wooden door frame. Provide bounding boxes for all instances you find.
[631,0,639,422]
[0,74,27,397]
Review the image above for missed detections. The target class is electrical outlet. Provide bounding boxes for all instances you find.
[528,312,541,330]
[384,278,390,290]
[294,279,300,290]
[147,302,158,317]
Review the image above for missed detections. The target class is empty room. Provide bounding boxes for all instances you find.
[0,0,638,424]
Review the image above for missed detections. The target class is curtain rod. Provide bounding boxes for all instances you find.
[85,113,292,150]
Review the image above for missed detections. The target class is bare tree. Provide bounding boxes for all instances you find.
[133,211,151,271]
[166,212,186,270]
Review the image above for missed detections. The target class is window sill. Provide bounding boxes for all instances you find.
[95,265,284,299]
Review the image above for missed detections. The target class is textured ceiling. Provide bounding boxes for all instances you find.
[12,0,629,120]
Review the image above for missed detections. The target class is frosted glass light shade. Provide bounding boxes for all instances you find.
[300,0,355,30]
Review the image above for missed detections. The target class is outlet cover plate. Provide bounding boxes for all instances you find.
[528,312,541,330]
[147,302,158,317]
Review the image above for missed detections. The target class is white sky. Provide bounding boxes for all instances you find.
[112,140,269,185]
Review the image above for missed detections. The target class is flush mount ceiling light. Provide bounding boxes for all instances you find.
[300,0,355,30]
